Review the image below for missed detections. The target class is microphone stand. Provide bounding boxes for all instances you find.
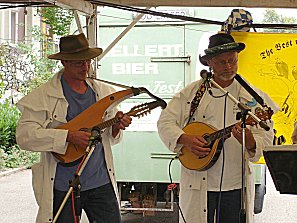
[52,128,102,223]
[237,106,249,223]
[202,72,270,223]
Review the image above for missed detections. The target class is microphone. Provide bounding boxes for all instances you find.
[259,120,270,131]
[200,69,213,95]
[200,69,213,80]
[88,126,102,146]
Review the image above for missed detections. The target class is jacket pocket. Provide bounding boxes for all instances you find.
[31,162,44,206]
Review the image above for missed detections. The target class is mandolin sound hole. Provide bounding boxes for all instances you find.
[196,134,212,159]
[203,134,211,147]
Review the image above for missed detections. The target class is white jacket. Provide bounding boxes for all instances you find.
[16,70,123,223]
[157,79,279,223]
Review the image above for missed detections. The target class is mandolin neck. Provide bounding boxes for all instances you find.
[94,110,135,131]
[209,123,237,141]
[90,100,164,133]
[96,117,120,131]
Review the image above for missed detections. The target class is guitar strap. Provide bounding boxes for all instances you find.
[187,75,265,125]
[187,82,206,124]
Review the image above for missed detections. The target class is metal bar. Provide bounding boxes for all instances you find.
[150,152,177,159]
[150,56,191,63]
[121,190,174,212]
[150,155,177,159]
[86,7,97,77]
[88,0,297,9]
[73,10,83,33]
[151,153,177,155]
[120,186,175,212]
[97,6,150,61]
[121,207,173,211]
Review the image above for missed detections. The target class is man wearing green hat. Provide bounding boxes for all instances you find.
[157,33,278,223]
[16,33,131,223]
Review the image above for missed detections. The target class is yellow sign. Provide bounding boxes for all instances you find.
[232,32,297,145]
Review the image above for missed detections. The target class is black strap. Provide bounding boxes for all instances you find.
[235,74,265,106]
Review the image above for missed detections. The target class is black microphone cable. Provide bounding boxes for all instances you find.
[200,73,229,223]
[216,92,228,223]
[168,156,187,223]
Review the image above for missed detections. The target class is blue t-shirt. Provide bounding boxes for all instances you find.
[54,75,110,191]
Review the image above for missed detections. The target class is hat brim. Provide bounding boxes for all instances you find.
[48,47,103,60]
[199,43,245,66]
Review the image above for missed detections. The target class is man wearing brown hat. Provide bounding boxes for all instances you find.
[158,33,278,223]
[16,33,131,223]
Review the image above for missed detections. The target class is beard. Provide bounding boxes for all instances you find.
[216,71,236,82]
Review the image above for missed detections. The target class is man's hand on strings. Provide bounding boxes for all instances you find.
[232,123,256,153]
[112,111,132,138]
[178,134,211,158]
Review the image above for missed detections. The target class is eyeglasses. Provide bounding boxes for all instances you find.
[211,57,238,67]
[67,60,93,67]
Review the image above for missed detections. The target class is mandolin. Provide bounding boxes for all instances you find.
[178,107,274,171]
[52,98,164,163]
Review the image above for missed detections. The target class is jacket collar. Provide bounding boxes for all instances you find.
[46,69,66,98]
[47,69,96,98]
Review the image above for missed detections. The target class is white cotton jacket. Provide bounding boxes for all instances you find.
[157,78,279,223]
[16,70,123,223]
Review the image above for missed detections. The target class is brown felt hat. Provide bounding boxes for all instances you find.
[199,33,245,66]
[48,33,102,60]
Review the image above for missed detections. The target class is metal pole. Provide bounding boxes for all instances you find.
[52,143,97,223]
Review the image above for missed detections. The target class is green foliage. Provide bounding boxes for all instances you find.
[0,44,4,65]
[6,7,73,95]
[0,44,5,98]
[0,77,4,98]
[0,100,20,149]
[262,9,297,33]
[0,100,39,170]
[0,144,39,169]
[17,7,74,94]
[0,7,73,171]
[41,7,73,36]
[17,27,62,95]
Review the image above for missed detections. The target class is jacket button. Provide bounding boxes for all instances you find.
[203,115,206,118]
[189,185,192,188]
[203,177,205,180]
[51,178,54,181]
[54,115,57,118]
[109,169,111,171]
[204,209,206,212]
[187,102,190,104]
